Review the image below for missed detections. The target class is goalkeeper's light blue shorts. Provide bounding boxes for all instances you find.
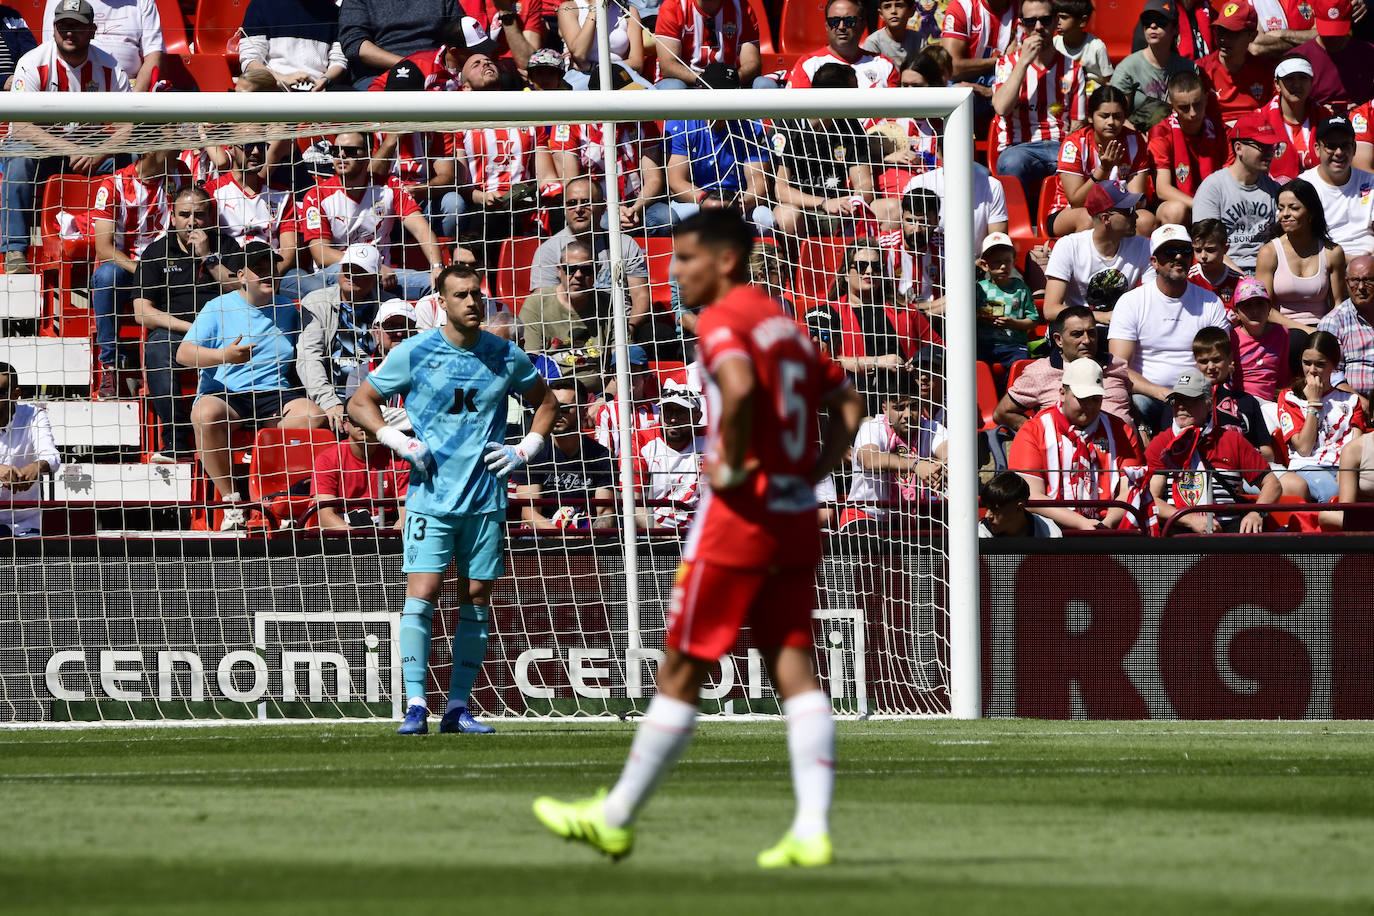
[402,510,506,580]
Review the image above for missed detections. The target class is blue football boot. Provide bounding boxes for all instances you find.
[438,706,496,734]
[397,704,429,735]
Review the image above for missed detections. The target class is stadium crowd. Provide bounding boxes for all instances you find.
[1,0,1373,537]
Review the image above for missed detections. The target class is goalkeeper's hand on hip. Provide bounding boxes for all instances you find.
[483,432,546,479]
[377,426,437,481]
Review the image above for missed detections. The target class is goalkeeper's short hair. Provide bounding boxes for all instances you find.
[674,209,755,274]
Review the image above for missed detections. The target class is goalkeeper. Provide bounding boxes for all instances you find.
[349,263,557,735]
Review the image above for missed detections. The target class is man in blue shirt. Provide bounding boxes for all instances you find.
[177,241,326,530]
[350,262,557,735]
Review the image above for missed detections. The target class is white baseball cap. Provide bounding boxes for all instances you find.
[1274,57,1314,79]
[1150,223,1192,254]
[374,301,417,326]
[338,242,380,275]
[980,232,1016,256]
[1062,357,1107,398]
[659,382,700,410]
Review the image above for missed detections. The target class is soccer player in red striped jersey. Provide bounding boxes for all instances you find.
[534,209,866,868]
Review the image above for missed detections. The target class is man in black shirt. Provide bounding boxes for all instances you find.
[770,62,881,238]
[132,186,238,462]
[513,378,616,534]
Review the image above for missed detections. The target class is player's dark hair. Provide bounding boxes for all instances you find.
[174,185,211,206]
[1192,326,1231,358]
[1051,0,1093,19]
[1166,69,1204,97]
[435,262,479,295]
[1088,85,1130,117]
[548,376,588,403]
[901,188,941,217]
[899,49,945,88]
[673,209,754,278]
[811,62,858,90]
[333,129,373,152]
[1290,330,1342,401]
[1189,218,1228,245]
[1052,304,1095,336]
[981,470,1030,509]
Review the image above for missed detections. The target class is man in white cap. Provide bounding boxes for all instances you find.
[1109,223,1230,433]
[1007,356,1150,531]
[1145,368,1280,533]
[1042,180,1151,325]
[297,242,386,433]
[1255,55,1330,182]
[635,382,706,531]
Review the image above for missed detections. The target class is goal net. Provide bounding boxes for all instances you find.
[0,86,978,725]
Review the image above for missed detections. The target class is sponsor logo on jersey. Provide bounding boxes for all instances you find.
[10,76,21,90]
[833,144,847,162]
[724,22,738,40]
[772,132,787,154]
[1061,140,1078,161]
[1175,163,1190,183]
[1355,112,1369,134]
[93,186,109,209]
[84,80,98,91]
[305,207,321,231]
[1176,471,1206,506]
[943,13,956,31]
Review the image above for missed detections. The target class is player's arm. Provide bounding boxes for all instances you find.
[522,376,558,439]
[484,376,556,478]
[811,384,865,485]
[348,379,435,479]
[703,354,756,489]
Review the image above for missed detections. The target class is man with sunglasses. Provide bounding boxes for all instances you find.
[788,0,899,90]
[290,131,445,302]
[520,237,613,392]
[1300,115,1374,257]
[1317,255,1374,397]
[205,139,300,274]
[1192,112,1281,272]
[1109,224,1231,432]
[991,0,1087,199]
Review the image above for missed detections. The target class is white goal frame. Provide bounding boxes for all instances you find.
[0,84,981,721]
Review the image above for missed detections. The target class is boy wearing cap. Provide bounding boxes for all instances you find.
[1192,112,1280,272]
[296,243,388,434]
[1043,180,1152,324]
[1291,0,1374,109]
[1146,368,1281,533]
[1111,0,1199,131]
[1148,70,1230,226]
[1299,115,1374,256]
[1197,1,1275,124]
[178,241,327,530]
[1007,356,1150,531]
[1256,55,1333,181]
[976,232,1038,364]
[1109,223,1231,432]
[1229,275,1288,401]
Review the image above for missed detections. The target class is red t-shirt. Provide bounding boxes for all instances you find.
[1051,124,1151,213]
[686,284,850,569]
[311,442,411,506]
[1197,52,1276,124]
[1147,113,1230,197]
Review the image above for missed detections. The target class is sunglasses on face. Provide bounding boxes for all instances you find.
[1347,276,1374,287]
[239,142,268,154]
[1021,15,1054,27]
[852,260,882,274]
[561,263,595,276]
[1155,246,1193,262]
[331,145,367,159]
[826,15,860,28]
[1141,15,1170,28]
[565,198,593,210]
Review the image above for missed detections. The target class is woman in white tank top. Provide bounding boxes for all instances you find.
[1255,177,1348,331]
[558,0,646,89]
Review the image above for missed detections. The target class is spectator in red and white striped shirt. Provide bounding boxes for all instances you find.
[90,148,190,397]
[991,0,1087,204]
[942,0,1016,83]
[1,0,131,276]
[204,140,300,271]
[787,0,899,90]
[653,0,768,90]
[281,130,445,303]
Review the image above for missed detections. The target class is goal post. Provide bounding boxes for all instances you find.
[0,85,979,724]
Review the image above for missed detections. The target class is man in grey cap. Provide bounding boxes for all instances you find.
[1145,368,1280,533]
[1,0,131,275]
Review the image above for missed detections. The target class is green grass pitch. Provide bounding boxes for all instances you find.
[3,719,1373,915]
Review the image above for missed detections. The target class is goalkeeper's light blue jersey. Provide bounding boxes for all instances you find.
[366,328,539,517]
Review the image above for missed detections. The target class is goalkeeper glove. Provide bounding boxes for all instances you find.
[483,432,546,479]
[377,426,436,481]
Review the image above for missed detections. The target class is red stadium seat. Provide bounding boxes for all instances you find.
[34,173,101,337]
[1036,174,1062,236]
[780,0,866,54]
[794,236,848,300]
[494,236,543,313]
[642,236,674,306]
[995,175,1033,242]
[1087,0,1138,65]
[155,0,191,54]
[1004,358,1036,392]
[976,361,998,431]
[14,0,43,37]
[190,428,255,531]
[249,427,338,529]
[193,0,247,65]
[159,53,234,91]
[745,0,784,71]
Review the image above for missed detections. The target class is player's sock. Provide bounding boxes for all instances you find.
[445,604,489,712]
[399,597,436,707]
[782,690,835,840]
[602,694,698,828]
